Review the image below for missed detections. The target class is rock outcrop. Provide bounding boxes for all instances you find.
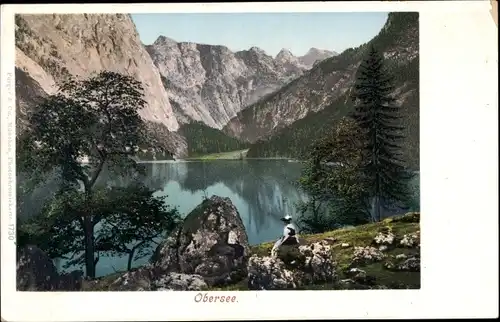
[247,241,336,290]
[153,195,250,287]
[17,245,83,291]
[17,245,60,291]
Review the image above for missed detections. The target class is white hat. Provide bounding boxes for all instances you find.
[281,214,292,221]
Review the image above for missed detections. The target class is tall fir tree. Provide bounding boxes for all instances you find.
[351,44,412,222]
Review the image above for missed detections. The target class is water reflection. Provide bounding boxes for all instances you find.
[97,160,307,245]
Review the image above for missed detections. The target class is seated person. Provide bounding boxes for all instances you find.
[271,214,300,257]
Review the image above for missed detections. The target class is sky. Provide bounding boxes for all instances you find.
[131,12,388,57]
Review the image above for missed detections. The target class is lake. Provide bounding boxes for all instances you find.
[21,160,420,277]
[53,160,308,277]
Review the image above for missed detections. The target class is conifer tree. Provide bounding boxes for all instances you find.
[351,44,412,222]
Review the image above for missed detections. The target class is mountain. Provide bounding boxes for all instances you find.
[145,39,337,129]
[146,41,298,129]
[224,12,420,169]
[14,14,187,157]
[299,47,338,68]
[275,47,338,72]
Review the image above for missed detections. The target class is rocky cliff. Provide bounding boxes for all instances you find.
[146,37,336,129]
[14,13,187,157]
[224,12,419,166]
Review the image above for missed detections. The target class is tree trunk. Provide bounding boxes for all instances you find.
[84,216,96,278]
[374,195,381,222]
[127,249,135,271]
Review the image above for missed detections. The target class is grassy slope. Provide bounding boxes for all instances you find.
[212,212,420,291]
[185,149,249,160]
[84,212,420,291]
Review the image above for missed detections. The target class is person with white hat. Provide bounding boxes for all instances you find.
[271,214,300,257]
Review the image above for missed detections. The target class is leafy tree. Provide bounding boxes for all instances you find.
[18,185,181,272]
[17,71,176,278]
[350,45,413,222]
[296,118,371,233]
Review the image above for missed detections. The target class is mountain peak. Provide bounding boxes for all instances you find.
[249,46,267,55]
[154,35,177,45]
[305,47,336,56]
[298,47,338,68]
[276,48,295,59]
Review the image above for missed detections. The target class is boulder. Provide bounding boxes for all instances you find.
[154,272,207,291]
[153,195,250,287]
[345,267,376,285]
[57,270,84,291]
[108,266,157,291]
[351,246,386,266]
[400,232,420,248]
[17,245,84,291]
[247,255,296,290]
[17,245,61,291]
[384,253,420,272]
[373,228,396,246]
[247,240,336,290]
[397,255,420,272]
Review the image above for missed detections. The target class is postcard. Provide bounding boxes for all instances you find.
[1,1,498,321]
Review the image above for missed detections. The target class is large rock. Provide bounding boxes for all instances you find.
[17,245,60,291]
[384,253,420,272]
[247,240,336,290]
[351,246,386,266]
[17,245,83,291]
[153,195,250,287]
[154,272,207,291]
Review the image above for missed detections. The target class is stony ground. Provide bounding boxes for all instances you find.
[82,212,420,291]
[210,212,421,290]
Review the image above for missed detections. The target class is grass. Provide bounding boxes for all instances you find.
[83,212,420,291]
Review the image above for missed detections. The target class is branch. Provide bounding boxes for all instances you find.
[68,248,84,261]
[130,239,148,253]
[150,239,161,246]
[94,251,100,266]
[88,158,105,190]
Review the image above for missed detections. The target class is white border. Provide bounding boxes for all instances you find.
[1,1,499,321]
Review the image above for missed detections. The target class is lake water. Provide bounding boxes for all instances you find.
[23,160,420,277]
[57,160,309,277]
